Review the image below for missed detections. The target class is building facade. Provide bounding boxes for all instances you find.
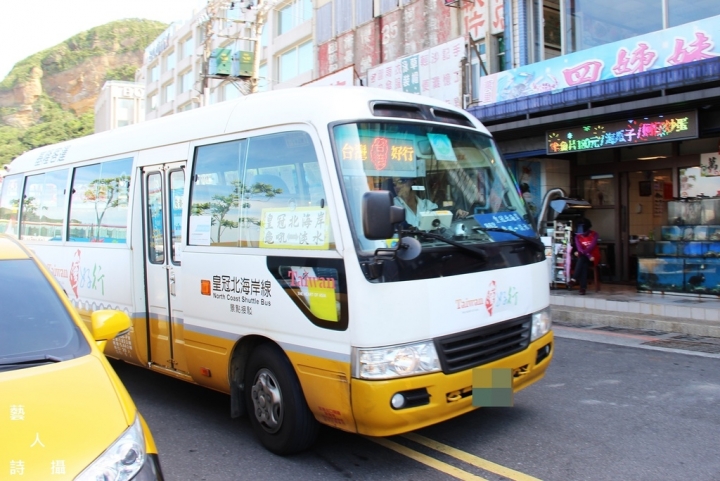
[467,1,720,287]
[136,0,313,120]
[94,81,146,133]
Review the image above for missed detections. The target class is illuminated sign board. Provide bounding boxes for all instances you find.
[546,111,698,155]
[339,136,422,177]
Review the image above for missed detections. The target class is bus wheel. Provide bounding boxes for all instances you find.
[245,343,319,454]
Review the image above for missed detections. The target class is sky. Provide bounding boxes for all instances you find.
[0,0,208,81]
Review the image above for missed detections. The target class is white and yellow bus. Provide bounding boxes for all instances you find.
[0,87,553,454]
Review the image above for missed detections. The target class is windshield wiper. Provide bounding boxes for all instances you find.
[400,230,488,261]
[0,354,64,368]
[472,226,545,252]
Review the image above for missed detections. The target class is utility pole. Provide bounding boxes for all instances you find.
[199,0,281,100]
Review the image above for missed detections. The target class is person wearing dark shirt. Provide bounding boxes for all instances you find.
[569,218,600,295]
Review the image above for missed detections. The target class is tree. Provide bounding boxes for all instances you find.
[83,174,130,240]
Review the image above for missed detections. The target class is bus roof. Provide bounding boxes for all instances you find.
[6,86,489,174]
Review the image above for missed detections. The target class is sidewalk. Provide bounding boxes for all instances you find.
[550,283,720,338]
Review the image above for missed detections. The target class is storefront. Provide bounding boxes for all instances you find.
[466,16,720,291]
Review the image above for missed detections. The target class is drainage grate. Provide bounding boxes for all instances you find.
[593,326,667,336]
[642,339,720,354]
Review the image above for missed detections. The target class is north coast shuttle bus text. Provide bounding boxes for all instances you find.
[0,87,553,454]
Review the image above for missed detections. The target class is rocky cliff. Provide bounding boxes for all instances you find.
[0,18,167,166]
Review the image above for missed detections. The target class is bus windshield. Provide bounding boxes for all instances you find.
[334,122,533,253]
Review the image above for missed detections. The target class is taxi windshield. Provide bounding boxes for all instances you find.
[334,122,533,253]
[0,259,90,369]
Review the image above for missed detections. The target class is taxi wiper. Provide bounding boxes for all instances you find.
[0,354,64,367]
[473,226,545,252]
[401,230,488,261]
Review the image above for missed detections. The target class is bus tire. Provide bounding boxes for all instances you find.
[244,343,319,455]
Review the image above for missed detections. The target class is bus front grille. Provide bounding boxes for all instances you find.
[434,316,532,374]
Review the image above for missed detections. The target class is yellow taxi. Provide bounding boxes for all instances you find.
[0,235,163,480]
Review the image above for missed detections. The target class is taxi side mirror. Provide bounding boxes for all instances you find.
[90,310,132,350]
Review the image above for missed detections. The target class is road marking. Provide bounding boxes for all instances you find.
[402,433,542,481]
[366,436,488,481]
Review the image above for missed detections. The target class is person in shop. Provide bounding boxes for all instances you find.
[568,218,600,295]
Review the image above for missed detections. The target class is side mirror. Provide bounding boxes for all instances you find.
[362,191,405,239]
[90,310,132,351]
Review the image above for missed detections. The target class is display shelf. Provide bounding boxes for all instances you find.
[551,220,573,288]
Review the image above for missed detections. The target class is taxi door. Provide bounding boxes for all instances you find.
[143,163,188,373]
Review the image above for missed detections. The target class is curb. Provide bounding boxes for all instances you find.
[551,305,720,338]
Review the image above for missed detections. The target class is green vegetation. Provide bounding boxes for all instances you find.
[0,18,168,168]
[0,95,94,166]
[1,19,167,90]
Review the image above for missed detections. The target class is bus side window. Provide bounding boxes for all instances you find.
[240,131,335,249]
[0,174,23,238]
[189,140,244,247]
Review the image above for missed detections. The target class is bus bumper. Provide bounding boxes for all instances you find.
[351,331,554,437]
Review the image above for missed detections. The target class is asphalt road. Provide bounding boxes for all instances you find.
[111,330,720,481]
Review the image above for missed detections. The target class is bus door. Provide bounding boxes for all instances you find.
[143,163,188,373]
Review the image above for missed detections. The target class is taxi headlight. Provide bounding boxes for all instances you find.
[531,308,552,341]
[353,341,441,379]
[76,415,147,481]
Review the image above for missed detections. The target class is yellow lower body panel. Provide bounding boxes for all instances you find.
[351,332,554,437]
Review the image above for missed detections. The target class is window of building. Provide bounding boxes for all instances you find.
[379,0,397,15]
[278,41,313,83]
[258,63,269,91]
[356,0,373,26]
[19,170,68,241]
[180,70,194,94]
[223,82,241,101]
[165,50,176,72]
[150,64,159,82]
[68,158,132,243]
[563,0,662,53]
[0,174,22,238]
[335,0,353,34]
[316,3,332,44]
[164,83,175,103]
[179,102,194,112]
[148,93,158,111]
[668,0,720,27]
[189,131,333,248]
[182,36,194,58]
[116,98,134,127]
[278,0,313,35]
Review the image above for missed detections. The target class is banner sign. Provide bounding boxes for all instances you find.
[479,14,720,106]
[367,36,466,107]
[546,111,698,155]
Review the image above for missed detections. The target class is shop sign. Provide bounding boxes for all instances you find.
[478,14,720,106]
[545,111,698,155]
[701,152,720,177]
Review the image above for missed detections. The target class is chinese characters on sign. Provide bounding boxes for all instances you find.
[367,36,465,107]
[211,274,273,315]
[259,208,330,250]
[546,111,698,154]
[701,152,720,177]
[478,16,720,105]
[340,136,417,177]
[473,212,534,241]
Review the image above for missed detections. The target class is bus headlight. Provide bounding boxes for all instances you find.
[531,308,552,341]
[353,341,441,379]
[76,416,151,481]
